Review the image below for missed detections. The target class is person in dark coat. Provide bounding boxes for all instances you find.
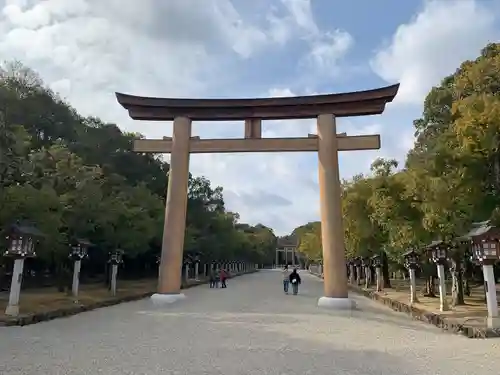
[289,268,302,295]
[209,269,218,288]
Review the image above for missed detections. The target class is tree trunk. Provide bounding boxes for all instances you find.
[349,264,355,284]
[382,252,391,288]
[463,258,473,296]
[56,264,69,293]
[356,266,362,285]
[370,267,376,286]
[423,276,436,297]
[105,263,111,290]
[451,258,465,306]
[464,276,471,296]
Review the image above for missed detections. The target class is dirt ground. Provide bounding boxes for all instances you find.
[363,279,499,328]
[0,278,199,320]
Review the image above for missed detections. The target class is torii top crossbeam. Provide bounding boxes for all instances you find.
[115,84,399,121]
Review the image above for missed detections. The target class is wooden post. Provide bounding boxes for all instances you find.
[152,116,191,305]
[244,119,262,138]
[317,114,354,310]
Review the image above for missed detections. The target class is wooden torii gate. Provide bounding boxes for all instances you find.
[115,83,399,309]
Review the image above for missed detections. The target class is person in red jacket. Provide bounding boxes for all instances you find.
[220,268,228,288]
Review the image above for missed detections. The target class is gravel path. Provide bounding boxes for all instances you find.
[0,270,499,375]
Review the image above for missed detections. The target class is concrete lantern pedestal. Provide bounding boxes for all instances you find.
[151,293,186,306]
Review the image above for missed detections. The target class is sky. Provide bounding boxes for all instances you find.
[0,0,499,235]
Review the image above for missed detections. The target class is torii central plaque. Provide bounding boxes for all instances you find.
[116,83,399,309]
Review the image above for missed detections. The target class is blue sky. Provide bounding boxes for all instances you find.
[0,0,499,234]
[216,0,420,95]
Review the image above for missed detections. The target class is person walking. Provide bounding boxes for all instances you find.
[214,269,220,288]
[289,268,301,295]
[209,269,217,288]
[220,268,228,288]
[282,265,290,294]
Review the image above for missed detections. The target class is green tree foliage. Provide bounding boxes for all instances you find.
[293,222,322,261]
[0,61,275,287]
[291,43,500,295]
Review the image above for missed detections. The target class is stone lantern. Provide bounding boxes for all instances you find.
[182,256,192,281]
[473,238,499,262]
[347,259,355,284]
[193,254,201,281]
[403,248,420,305]
[472,237,500,328]
[428,241,449,311]
[108,249,124,296]
[354,257,362,285]
[3,222,44,316]
[69,238,92,302]
[371,254,383,292]
[430,243,448,265]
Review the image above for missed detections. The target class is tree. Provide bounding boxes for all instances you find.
[0,60,270,291]
[0,115,30,187]
[290,44,500,301]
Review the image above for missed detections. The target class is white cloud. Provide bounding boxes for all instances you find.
[280,0,354,76]
[371,0,499,105]
[191,86,320,233]
[281,0,318,34]
[0,0,386,236]
[190,90,411,235]
[0,0,351,235]
[305,30,353,74]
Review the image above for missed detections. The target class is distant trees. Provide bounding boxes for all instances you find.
[0,61,275,289]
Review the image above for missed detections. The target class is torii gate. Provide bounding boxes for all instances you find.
[115,83,399,309]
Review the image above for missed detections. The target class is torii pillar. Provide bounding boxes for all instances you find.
[154,116,191,303]
[316,114,351,308]
[115,83,399,308]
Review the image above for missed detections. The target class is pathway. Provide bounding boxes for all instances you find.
[1,270,499,374]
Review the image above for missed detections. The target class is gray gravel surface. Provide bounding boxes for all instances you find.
[1,270,499,375]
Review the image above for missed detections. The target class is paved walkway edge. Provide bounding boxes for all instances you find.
[308,271,500,339]
[1,270,259,327]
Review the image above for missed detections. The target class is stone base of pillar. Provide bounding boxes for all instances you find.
[487,316,500,329]
[317,296,356,310]
[5,304,19,316]
[151,293,186,306]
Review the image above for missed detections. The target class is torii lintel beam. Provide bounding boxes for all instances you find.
[133,135,380,154]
